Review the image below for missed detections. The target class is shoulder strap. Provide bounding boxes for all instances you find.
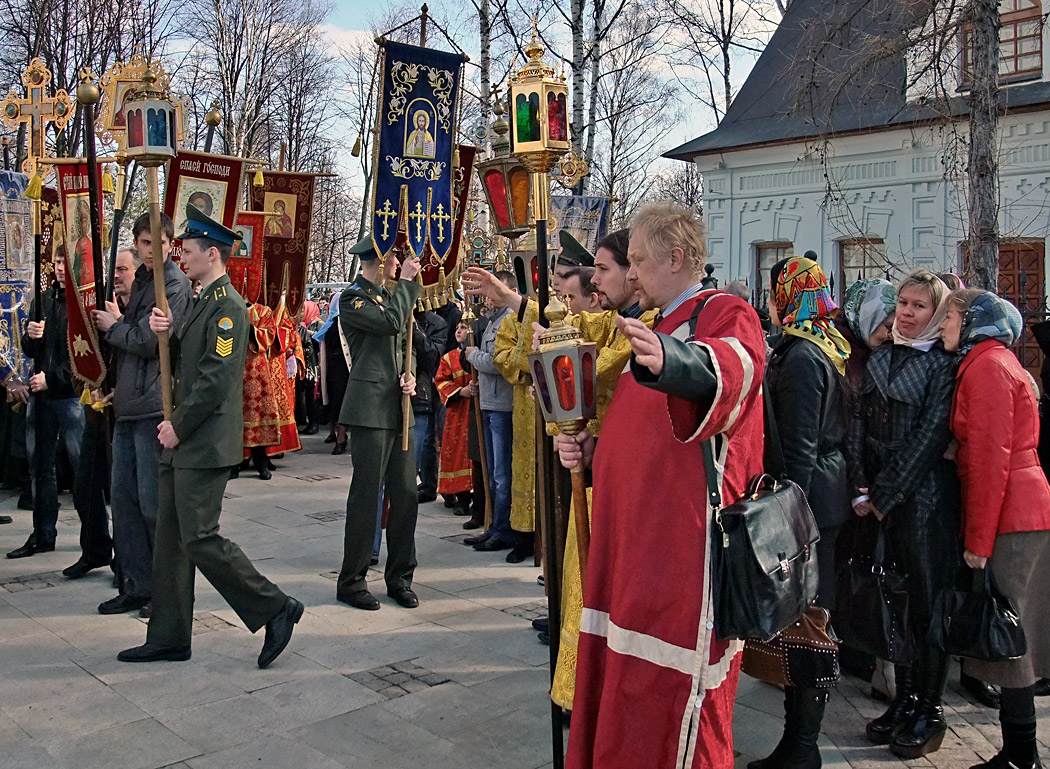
[764,385,787,479]
[690,292,725,510]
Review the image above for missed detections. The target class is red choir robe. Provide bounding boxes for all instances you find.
[566,290,766,769]
[243,303,281,448]
[434,348,473,495]
[265,309,303,456]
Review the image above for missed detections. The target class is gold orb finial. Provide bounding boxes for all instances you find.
[205,100,221,127]
[76,69,100,106]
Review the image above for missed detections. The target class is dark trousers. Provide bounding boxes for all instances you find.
[414,412,438,495]
[72,408,113,565]
[147,464,286,647]
[295,378,320,426]
[111,418,162,598]
[27,396,84,542]
[339,425,417,595]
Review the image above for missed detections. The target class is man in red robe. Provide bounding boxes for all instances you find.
[240,302,281,479]
[557,202,766,769]
[434,321,474,511]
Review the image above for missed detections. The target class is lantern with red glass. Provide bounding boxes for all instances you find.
[477,94,531,238]
[528,294,597,576]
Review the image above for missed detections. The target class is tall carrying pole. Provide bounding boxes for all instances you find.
[77,71,107,305]
[147,165,173,418]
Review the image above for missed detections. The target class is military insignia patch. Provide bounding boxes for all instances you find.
[218,317,233,331]
[216,336,234,357]
[353,299,364,309]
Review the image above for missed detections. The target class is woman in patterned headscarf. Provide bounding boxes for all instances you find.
[754,255,851,769]
[941,289,1050,769]
[838,278,897,396]
[846,268,960,759]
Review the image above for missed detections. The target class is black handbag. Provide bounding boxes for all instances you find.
[704,442,821,643]
[834,516,915,664]
[928,566,1027,662]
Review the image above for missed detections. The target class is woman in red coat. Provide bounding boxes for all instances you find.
[941,289,1050,769]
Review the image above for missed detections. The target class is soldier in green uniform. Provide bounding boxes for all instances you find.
[337,235,422,611]
[118,204,303,668]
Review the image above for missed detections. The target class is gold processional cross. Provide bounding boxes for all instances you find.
[0,58,74,177]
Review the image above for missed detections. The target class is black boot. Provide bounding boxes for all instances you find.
[749,687,826,769]
[250,447,271,480]
[890,650,949,758]
[973,685,1044,769]
[866,664,916,744]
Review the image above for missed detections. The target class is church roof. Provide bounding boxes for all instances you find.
[665,0,1050,162]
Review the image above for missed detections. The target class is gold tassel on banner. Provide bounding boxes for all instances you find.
[25,173,42,200]
[101,171,114,194]
[352,136,362,157]
[253,167,264,187]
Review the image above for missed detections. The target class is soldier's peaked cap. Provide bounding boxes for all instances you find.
[348,234,379,261]
[557,230,594,268]
[177,203,239,247]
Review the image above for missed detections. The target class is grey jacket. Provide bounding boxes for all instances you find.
[466,306,513,412]
[106,258,192,421]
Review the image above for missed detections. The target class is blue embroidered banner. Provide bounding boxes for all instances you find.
[0,170,31,386]
[550,195,611,254]
[372,41,462,262]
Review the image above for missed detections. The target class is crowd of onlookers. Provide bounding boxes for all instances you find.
[2,199,1048,769]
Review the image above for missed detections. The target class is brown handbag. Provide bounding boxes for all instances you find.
[741,606,840,688]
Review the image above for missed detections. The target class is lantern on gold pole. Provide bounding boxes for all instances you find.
[528,298,597,578]
[476,91,530,238]
[123,68,178,418]
[507,23,575,769]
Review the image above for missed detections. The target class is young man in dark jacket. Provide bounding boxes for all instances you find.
[410,308,448,503]
[91,213,192,614]
[7,250,85,558]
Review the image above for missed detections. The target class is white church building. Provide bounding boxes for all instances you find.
[667,0,1050,355]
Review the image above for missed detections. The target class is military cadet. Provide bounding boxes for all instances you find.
[552,230,594,293]
[118,204,302,668]
[336,235,422,611]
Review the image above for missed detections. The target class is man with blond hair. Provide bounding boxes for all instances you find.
[556,202,767,769]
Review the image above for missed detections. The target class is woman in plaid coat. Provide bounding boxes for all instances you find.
[846,269,961,759]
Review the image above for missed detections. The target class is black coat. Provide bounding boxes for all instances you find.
[766,335,850,530]
[846,343,961,625]
[22,283,76,400]
[410,310,448,415]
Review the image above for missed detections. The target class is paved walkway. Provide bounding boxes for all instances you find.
[0,433,1046,768]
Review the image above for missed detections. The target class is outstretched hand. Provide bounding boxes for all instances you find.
[462,266,518,308]
[615,315,664,376]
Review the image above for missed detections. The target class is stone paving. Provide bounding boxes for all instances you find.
[0,432,1046,769]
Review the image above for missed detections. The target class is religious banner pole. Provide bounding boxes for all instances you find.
[2,137,9,170]
[77,70,107,304]
[122,68,179,417]
[203,100,221,153]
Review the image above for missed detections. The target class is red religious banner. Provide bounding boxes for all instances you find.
[417,145,475,308]
[249,171,315,314]
[228,211,266,304]
[55,164,106,388]
[39,187,60,290]
[163,150,246,261]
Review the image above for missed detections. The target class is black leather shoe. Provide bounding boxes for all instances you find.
[139,602,152,619]
[63,557,111,579]
[229,466,240,480]
[331,441,347,456]
[118,643,191,663]
[257,467,272,481]
[17,493,32,510]
[387,587,419,608]
[1035,678,1050,697]
[98,594,150,615]
[258,596,304,669]
[538,631,550,645]
[532,616,549,632]
[7,537,54,559]
[867,665,916,744]
[463,531,490,546]
[506,543,534,563]
[302,424,319,435]
[960,672,1000,709]
[0,515,11,524]
[417,490,437,504]
[474,538,511,552]
[337,590,380,611]
[462,518,482,530]
[324,433,336,443]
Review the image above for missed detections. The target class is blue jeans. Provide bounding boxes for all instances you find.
[414,412,438,495]
[26,396,85,542]
[111,417,162,598]
[482,410,515,543]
